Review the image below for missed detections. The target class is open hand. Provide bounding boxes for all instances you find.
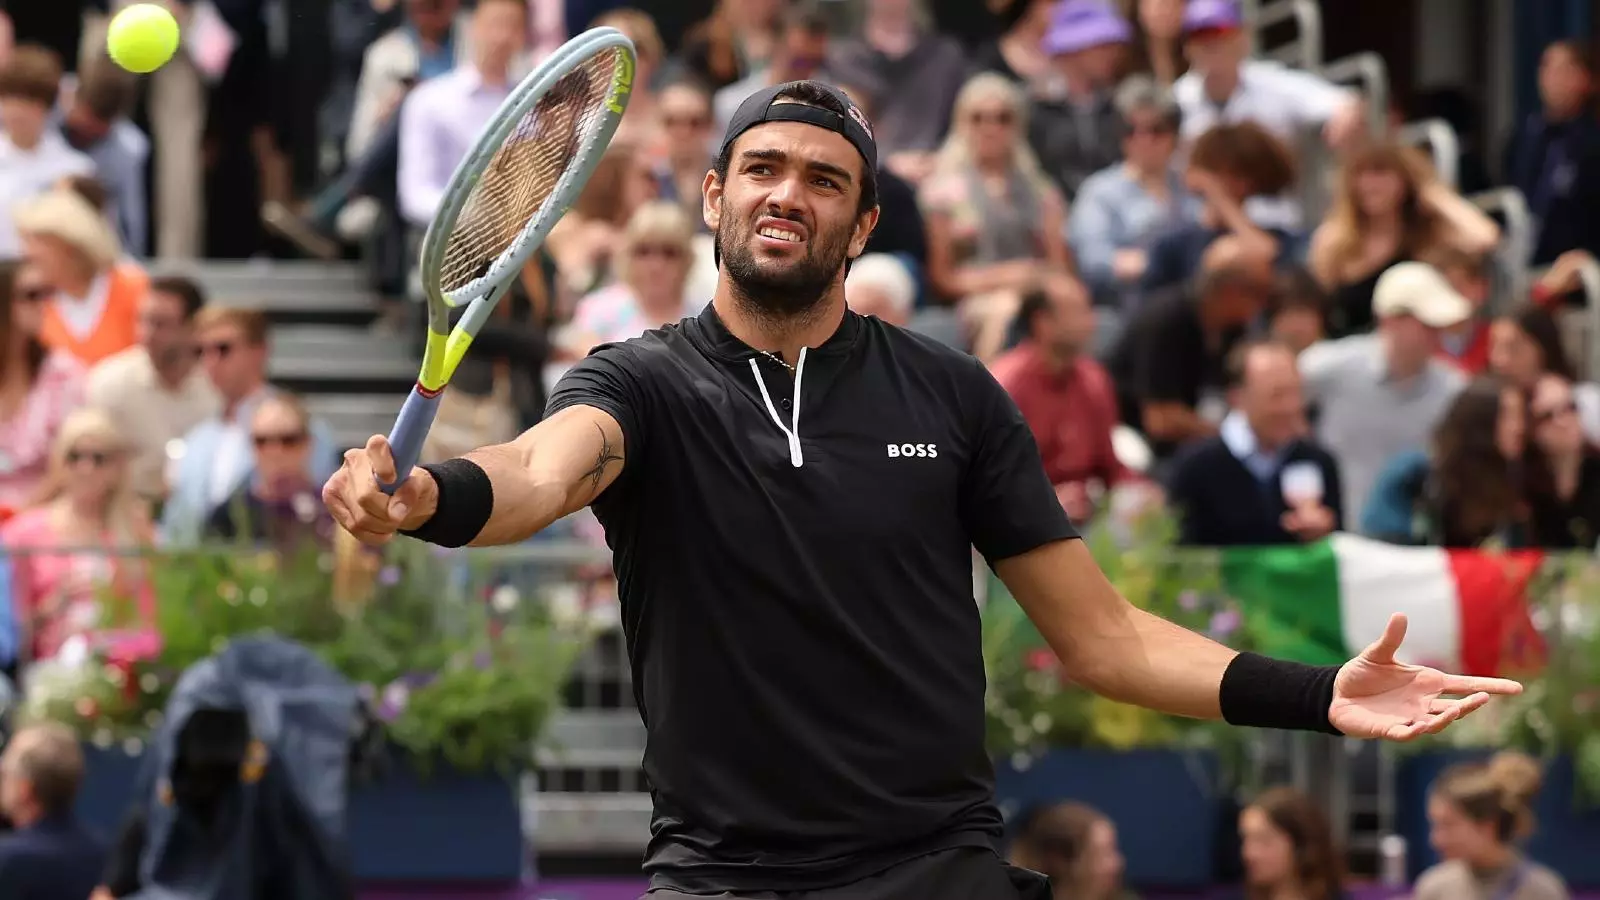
[1329,614,1522,741]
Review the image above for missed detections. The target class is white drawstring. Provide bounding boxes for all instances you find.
[748,346,808,468]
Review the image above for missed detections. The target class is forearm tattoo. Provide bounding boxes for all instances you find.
[580,423,623,495]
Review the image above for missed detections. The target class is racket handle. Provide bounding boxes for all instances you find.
[379,386,443,495]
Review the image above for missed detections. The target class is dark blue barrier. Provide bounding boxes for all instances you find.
[1395,752,1600,887]
[993,748,1221,888]
[77,746,524,883]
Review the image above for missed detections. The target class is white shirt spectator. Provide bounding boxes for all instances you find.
[0,129,94,257]
[1172,59,1354,144]
[87,346,221,499]
[347,15,472,159]
[396,65,515,228]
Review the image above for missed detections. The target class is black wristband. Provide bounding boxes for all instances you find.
[1219,652,1342,735]
[399,458,494,548]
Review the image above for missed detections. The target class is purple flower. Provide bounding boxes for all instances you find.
[1208,608,1242,640]
[1178,590,1202,612]
[377,565,401,586]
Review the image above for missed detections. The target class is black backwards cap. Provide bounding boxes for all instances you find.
[719,80,878,172]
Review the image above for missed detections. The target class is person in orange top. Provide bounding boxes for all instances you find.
[13,186,145,367]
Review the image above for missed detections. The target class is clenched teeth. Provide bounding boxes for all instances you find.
[758,227,802,242]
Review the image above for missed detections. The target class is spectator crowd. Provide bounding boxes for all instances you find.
[0,0,1597,893]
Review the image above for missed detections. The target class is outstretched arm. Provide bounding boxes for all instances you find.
[323,403,626,547]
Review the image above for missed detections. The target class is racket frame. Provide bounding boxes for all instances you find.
[381,27,637,493]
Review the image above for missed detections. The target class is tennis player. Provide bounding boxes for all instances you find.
[324,81,1521,900]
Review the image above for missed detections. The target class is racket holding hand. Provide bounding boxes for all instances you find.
[326,28,635,542]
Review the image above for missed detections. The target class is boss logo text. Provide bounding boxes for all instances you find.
[887,443,938,459]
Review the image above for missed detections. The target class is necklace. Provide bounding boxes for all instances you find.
[757,350,795,373]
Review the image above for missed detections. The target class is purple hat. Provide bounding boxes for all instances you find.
[1041,1,1132,57]
[1182,0,1244,35]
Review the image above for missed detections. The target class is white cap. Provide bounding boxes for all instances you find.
[1371,262,1473,329]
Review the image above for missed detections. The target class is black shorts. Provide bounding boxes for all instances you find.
[642,848,1052,900]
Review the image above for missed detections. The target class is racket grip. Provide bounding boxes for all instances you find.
[379,386,443,495]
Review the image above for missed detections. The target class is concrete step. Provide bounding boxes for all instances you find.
[534,792,652,853]
[150,262,384,325]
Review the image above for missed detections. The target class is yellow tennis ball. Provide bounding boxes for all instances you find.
[106,4,181,75]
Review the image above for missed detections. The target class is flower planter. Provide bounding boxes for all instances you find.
[75,746,526,883]
[993,748,1221,888]
[1395,752,1600,887]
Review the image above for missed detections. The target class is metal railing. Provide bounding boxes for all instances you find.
[1396,118,1463,189]
[1242,0,1324,69]
[1320,52,1392,138]
[1468,188,1535,313]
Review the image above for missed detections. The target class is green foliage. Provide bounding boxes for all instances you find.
[22,541,591,774]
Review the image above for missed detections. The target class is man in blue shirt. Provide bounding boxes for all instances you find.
[0,724,107,900]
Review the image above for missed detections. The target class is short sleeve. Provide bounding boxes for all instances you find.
[545,343,649,463]
[960,361,1078,563]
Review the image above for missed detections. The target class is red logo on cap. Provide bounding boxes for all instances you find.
[847,103,873,140]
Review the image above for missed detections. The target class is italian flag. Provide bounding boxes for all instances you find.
[1222,534,1545,677]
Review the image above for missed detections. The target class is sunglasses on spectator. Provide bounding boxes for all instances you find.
[199,340,235,359]
[16,286,53,303]
[664,114,709,129]
[66,448,117,467]
[632,243,684,259]
[969,110,1015,126]
[253,431,308,449]
[1535,400,1579,423]
[1126,123,1175,137]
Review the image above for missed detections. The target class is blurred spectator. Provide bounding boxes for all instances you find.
[1127,0,1185,86]
[1486,304,1600,443]
[1361,376,1526,547]
[0,45,93,259]
[1523,373,1600,549]
[1028,0,1128,200]
[992,273,1129,523]
[0,723,106,900]
[1528,247,1598,310]
[1233,787,1344,900]
[711,2,833,135]
[161,308,338,543]
[57,58,148,258]
[398,0,529,229]
[1416,752,1569,900]
[85,276,220,505]
[1308,143,1499,338]
[1264,268,1328,356]
[921,72,1070,359]
[0,259,84,516]
[1142,121,1297,292]
[650,79,717,230]
[2,408,155,664]
[1503,39,1600,266]
[206,393,335,548]
[267,0,470,259]
[970,0,1055,93]
[557,201,697,358]
[1107,235,1272,461]
[0,557,17,674]
[1069,75,1198,315]
[676,0,785,92]
[13,188,144,368]
[828,0,965,169]
[546,142,658,297]
[843,253,915,327]
[1166,338,1342,546]
[1301,262,1468,526]
[591,9,666,148]
[0,10,10,66]
[1007,801,1135,900]
[1424,247,1494,375]
[1173,0,1362,153]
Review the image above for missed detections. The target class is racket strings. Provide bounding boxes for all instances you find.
[438,47,624,296]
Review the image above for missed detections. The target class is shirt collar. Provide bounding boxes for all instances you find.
[689,301,863,365]
[1219,410,1258,460]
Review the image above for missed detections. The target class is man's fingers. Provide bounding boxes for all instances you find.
[1428,693,1491,717]
[366,434,397,485]
[1442,674,1523,696]
[1362,613,1408,664]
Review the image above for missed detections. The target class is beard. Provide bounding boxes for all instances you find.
[717,203,853,328]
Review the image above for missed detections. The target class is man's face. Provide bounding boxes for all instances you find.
[1185,29,1248,77]
[659,85,713,168]
[197,322,266,401]
[1539,44,1591,117]
[1380,314,1438,369]
[779,28,830,80]
[1237,346,1304,450]
[1035,278,1096,357]
[62,102,111,147]
[0,96,48,148]
[705,121,878,321]
[472,0,526,71]
[138,290,192,363]
[409,0,459,38]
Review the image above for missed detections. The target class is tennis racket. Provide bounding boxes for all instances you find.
[379,27,637,493]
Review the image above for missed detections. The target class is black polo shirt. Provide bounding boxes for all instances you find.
[545,303,1075,892]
